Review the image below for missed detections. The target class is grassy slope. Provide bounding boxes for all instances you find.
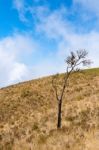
[0,68,99,150]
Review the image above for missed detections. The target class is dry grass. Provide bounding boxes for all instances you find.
[0,68,99,150]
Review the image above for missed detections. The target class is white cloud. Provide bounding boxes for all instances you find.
[35,7,99,68]
[36,8,72,39]
[57,31,99,68]
[13,0,24,10]
[8,63,30,83]
[73,0,99,16]
[0,33,36,56]
[0,33,37,87]
[13,0,28,22]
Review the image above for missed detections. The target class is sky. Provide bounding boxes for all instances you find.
[0,0,99,87]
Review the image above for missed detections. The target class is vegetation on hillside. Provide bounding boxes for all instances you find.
[0,68,99,150]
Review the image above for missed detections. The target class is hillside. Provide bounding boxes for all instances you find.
[0,68,99,150]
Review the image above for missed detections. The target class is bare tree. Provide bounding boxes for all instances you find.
[52,49,91,129]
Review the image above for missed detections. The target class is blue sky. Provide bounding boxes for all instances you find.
[0,0,99,87]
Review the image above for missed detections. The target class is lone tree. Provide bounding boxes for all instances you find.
[52,49,91,129]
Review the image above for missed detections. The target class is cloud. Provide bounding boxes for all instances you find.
[0,33,37,87]
[13,0,29,22]
[0,33,36,55]
[35,7,99,68]
[13,0,51,24]
[36,7,72,39]
[8,63,30,83]
[73,0,99,17]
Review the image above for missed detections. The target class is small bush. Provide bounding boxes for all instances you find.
[38,134,47,144]
[21,89,32,98]
[32,123,39,131]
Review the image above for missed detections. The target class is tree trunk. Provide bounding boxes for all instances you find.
[57,99,62,128]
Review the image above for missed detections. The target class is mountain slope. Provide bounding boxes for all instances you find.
[0,68,99,150]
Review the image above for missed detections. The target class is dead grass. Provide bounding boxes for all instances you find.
[0,68,99,150]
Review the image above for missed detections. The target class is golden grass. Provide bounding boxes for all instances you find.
[0,68,99,150]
